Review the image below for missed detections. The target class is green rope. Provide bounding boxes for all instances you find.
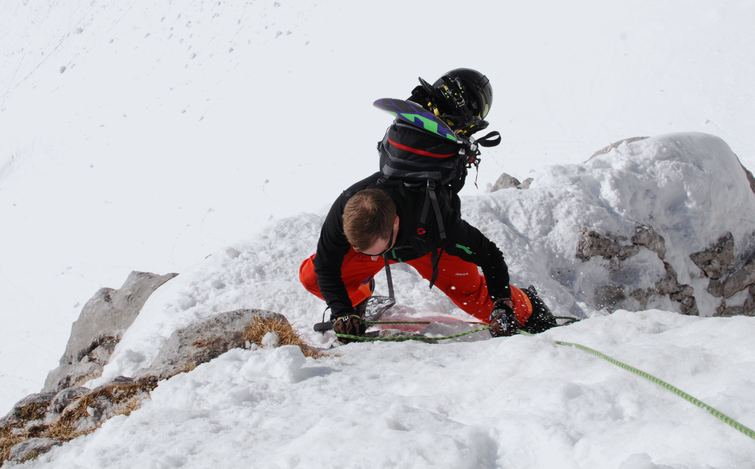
[339,316,754,440]
[519,330,755,441]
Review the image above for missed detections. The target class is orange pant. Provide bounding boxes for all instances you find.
[299,247,532,325]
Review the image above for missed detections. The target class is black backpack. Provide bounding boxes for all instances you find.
[376,120,501,240]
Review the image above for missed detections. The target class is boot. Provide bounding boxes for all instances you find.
[521,285,558,334]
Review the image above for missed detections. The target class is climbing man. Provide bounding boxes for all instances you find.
[299,68,557,340]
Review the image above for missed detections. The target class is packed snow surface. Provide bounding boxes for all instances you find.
[1,0,755,410]
[2,0,755,467]
[19,311,755,468]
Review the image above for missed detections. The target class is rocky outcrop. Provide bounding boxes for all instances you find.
[1,377,157,463]
[576,230,641,264]
[1,310,287,464]
[689,232,755,316]
[2,271,292,465]
[0,392,56,430]
[738,158,755,195]
[139,309,284,381]
[575,225,698,315]
[575,224,755,317]
[568,134,755,317]
[689,233,735,281]
[2,272,176,464]
[7,438,64,463]
[43,271,178,393]
[490,173,532,192]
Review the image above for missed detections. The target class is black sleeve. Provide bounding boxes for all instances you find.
[312,173,383,318]
[313,193,354,318]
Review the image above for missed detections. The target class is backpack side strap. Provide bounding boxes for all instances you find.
[474,131,501,148]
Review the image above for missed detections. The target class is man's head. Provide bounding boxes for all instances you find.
[343,189,398,256]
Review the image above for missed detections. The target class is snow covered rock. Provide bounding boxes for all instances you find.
[53,377,155,434]
[569,133,755,316]
[575,225,697,315]
[689,232,735,281]
[689,232,755,316]
[0,392,56,430]
[490,173,532,191]
[137,309,284,381]
[43,271,177,393]
[7,438,64,463]
[480,132,755,318]
[48,387,90,415]
[0,377,156,465]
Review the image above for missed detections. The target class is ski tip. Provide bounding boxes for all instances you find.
[372,98,458,142]
[313,321,333,333]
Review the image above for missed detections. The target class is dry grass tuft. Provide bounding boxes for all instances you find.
[0,427,24,464]
[244,317,326,359]
[0,381,155,465]
[16,402,48,422]
[2,318,326,465]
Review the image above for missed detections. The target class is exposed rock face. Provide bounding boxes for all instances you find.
[490,173,533,192]
[2,272,180,464]
[689,233,735,280]
[49,387,89,414]
[43,271,178,393]
[1,377,156,464]
[0,392,56,429]
[54,378,156,434]
[139,309,284,381]
[689,232,755,316]
[576,225,755,317]
[576,225,698,315]
[7,438,64,463]
[564,134,755,318]
[2,278,288,465]
[576,230,640,263]
[738,159,755,195]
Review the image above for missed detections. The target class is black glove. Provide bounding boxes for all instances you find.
[489,301,521,337]
[332,315,366,342]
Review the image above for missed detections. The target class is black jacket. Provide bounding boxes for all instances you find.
[314,172,511,318]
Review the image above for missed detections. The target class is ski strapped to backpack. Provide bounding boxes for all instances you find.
[373,98,501,289]
[324,317,579,342]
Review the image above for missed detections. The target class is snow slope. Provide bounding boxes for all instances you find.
[14,131,755,467]
[1,0,755,462]
[18,313,755,468]
[81,131,753,387]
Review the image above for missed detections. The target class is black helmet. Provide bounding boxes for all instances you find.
[409,68,493,134]
[433,68,493,119]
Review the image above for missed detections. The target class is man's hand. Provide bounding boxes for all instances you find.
[332,315,366,342]
[489,300,521,337]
